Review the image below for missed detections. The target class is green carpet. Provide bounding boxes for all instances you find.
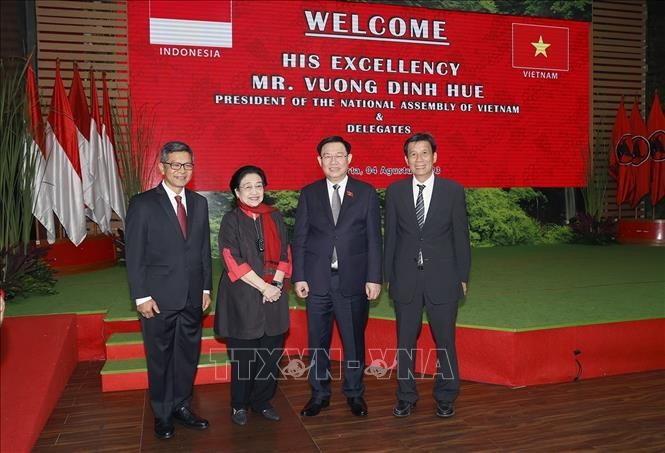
[5,245,664,331]
[101,352,229,374]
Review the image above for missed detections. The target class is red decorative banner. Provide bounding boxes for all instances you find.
[128,0,589,190]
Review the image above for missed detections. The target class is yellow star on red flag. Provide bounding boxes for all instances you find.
[532,35,550,57]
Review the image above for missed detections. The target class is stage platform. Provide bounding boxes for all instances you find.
[2,244,664,451]
[3,244,663,386]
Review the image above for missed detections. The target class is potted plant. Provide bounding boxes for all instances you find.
[0,59,56,298]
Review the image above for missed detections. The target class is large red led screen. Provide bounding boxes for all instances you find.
[127,0,590,190]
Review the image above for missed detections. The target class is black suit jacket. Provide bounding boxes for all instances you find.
[292,177,382,297]
[125,183,212,310]
[384,176,470,304]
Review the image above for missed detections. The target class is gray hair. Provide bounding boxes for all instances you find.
[160,141,193,163]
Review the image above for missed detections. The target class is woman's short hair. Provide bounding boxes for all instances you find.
[229,165,267,197]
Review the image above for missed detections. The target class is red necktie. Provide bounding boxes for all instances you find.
[175,195,187,239]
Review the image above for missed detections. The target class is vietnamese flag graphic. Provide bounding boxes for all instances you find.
[149,0,232,48]
[628,99,651,207]
[512,23,569,71]
[648,91,665,206]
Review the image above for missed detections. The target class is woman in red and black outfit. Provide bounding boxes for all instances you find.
[215,165,291,426]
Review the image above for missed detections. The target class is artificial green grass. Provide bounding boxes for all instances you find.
[101,352,229,374]
[5,245,664,331]
[107,328,217,345]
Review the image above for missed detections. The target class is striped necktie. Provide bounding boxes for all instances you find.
[416,184,425,229]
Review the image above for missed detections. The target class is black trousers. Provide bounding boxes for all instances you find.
[306,273,369,400]
[394,271,460,404]
[227,333,284,411]
[140,298,202,422]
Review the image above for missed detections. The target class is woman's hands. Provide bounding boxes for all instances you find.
[261,283,281,303]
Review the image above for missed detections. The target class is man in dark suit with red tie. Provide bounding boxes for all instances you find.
[293,136,382,418]
[384,132,471,419]
[125,141,212,439]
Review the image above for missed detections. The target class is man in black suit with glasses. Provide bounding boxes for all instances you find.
[126,141,212,439]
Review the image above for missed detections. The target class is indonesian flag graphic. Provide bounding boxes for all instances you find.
[44,61,87,246]
[68,63,99,225]
[512,23,569,71]
[25,64,56,243]
[101,73,126,225]
[89,69,112,233]
[149,0,232,48]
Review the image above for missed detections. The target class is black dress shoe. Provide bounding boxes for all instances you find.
[436,401,455,418]
[154,418,175,440]
[347,397,368,417]
[253,406,280,421]
[231,408,248,426]
[172,406,209,430]
[300,398,330,417]
[393,400,416,417]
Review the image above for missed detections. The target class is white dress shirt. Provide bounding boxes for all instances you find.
[411,173,435,223]
[326,175,348,207]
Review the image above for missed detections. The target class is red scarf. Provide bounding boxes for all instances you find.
[238,201,281,282]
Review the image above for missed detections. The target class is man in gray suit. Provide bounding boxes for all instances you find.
[384,132,471,419]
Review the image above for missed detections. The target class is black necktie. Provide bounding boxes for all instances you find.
[416,184,425,229]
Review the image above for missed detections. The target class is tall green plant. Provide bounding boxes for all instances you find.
[112,99,159,202]
[580,126,609,219]
[0,59,56,297]
[1,60,36,254]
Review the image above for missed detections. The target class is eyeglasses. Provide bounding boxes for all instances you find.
[162,161,194,171]
[321,153,348,163]
[239,183,264,191]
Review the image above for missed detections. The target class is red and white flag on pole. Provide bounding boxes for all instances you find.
[101,73,126,225]
[68,63,99,225]
[44,61,87,246]
[628,99,651,207]
[25,63,55,243]
[648,91,665,206]
[149,0,232,48]
[88,69,112,233]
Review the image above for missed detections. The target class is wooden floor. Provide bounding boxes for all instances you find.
[34,362,665,452]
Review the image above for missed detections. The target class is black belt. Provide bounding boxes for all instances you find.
[330,268,339,274]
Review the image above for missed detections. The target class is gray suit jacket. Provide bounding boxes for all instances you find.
[384,176,470,304]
